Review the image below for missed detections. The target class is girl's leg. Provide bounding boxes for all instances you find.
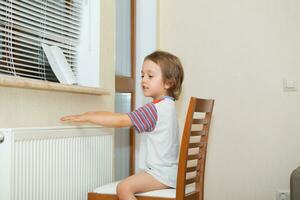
[116,171,169,200]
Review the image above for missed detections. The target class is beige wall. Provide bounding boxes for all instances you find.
[159,0,300,200]
[0,0,115,129]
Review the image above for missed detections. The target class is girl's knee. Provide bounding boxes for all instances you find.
[116,182,133,200]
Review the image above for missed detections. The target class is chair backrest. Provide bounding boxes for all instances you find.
[176,97,214,200]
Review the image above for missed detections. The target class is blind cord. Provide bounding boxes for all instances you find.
[42,0,48,80]
[8,0,16,76]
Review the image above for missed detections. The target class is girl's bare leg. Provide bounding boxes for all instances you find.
[116,171,169,200]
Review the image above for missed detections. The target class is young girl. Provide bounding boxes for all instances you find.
[61,50,184,200]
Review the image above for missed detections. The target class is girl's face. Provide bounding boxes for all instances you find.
[141,60,169,100]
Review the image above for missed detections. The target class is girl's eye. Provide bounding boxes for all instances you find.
[149,75,153,78]
[141,75,144,78]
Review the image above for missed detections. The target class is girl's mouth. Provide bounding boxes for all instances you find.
[142,86,149,90]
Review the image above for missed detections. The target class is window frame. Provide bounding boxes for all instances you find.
[115,0,136,175]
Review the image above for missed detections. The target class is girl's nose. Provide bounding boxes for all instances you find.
[141,77,147,83]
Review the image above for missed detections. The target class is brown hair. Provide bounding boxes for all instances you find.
[144,50,184,100]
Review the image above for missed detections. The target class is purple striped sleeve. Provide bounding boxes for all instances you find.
[127,103,158,133]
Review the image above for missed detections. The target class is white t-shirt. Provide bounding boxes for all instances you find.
[128,96,179,188]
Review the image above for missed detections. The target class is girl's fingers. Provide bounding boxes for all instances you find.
[61,115,80,122]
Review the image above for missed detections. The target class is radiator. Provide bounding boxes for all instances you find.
[0,126,114,200]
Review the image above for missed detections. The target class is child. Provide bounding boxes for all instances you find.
[60,50,184,200]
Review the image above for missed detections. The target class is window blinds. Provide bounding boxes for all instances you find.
[0,0,82,82]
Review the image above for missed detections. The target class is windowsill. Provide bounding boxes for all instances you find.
[0,75,110,95]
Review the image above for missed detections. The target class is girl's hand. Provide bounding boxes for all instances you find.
[60,113,89,123]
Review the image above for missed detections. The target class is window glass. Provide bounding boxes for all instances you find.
[114,93,131,180]
[116,0,131,77]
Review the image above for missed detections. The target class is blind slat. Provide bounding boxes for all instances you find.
[0,64,51,75]
[0,26,78,48]
[0,20,78,44]
[1,45,76,60]
[0,1,81,29]
[0,60,76,74]
[0,33,78,54]
[1,44,77,62]
[44,0,82,13]
[13,0,81,22]
[32,0,82,15]
[0,10,80,36]
[0,63,54,73]
[0,54,76,69]
[0,69,56,80]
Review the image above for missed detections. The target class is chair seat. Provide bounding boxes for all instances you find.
[93,181,196,198]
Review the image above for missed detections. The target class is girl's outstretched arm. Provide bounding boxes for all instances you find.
[60,111,132,128]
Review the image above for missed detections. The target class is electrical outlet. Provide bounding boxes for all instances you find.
[283,79,297,92]
[277,190,290,200]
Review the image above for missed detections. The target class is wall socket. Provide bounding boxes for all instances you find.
[283,79,297,92]
[277,190,290,200]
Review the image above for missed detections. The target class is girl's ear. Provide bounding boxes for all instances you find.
[164,79,175,90]
[164,83,171,89]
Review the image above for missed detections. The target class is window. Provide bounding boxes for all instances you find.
[0,0,100,88]
[116,0,131,77]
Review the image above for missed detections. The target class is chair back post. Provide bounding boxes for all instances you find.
[196,99,214,200]
[175,97,214,200]
[176,97,197,200]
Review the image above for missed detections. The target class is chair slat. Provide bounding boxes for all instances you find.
[186,166,197,173]
[185,177,197,185]
[189,142,204,148]
[187,154,199,160]
[192,118,208,124]
[195,99,214,112]
[190,130,206,136]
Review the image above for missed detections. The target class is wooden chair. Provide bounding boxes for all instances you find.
[89,97,215,200]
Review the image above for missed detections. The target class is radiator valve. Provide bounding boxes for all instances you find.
[0,133,4,144]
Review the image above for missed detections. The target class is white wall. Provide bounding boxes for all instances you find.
[158,0,300,200]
